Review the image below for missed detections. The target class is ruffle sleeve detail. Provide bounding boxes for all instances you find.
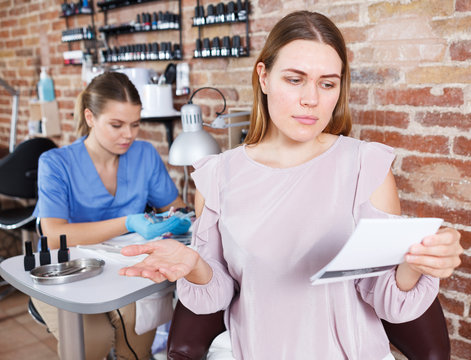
[176,154,235,314]
[190,154,221,241]
[353,142,396,223]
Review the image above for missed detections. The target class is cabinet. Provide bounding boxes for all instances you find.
[60,1,98,65]
[192,0,250,59]
[97,0,183,63]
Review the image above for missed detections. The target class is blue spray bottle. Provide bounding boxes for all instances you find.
[38,66,55,102]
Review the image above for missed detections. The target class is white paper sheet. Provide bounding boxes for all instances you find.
[310,217,443,285]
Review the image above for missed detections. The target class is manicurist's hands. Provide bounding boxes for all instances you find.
[125,213,191,240]
[405,227,463,278]
[118,239,201,283]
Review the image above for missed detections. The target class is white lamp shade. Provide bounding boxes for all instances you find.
[168,130,221,166]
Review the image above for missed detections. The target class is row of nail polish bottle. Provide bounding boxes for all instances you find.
[101,42,182,63]
[62,26,95,42]
[135,11,180,31]
[194,35,246,58]
[193,0,248,26]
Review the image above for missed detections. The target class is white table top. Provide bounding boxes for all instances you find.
[0,247,174,314]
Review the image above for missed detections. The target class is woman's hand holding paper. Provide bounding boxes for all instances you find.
[405,227,463,278]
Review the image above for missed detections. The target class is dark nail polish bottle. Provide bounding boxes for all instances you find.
[211,37,221,57]
[206,4,215,24]
[202,38,211,57]
[58,234,70,263]
[194,39,202,58]
[39,236,51,266]
[221,36,231,57]
[24,241,35,271]
[216,2,225,23]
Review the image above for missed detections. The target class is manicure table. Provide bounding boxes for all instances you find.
[0,247,174,360]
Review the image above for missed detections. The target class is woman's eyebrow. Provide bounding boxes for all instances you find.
[281,68,341,78]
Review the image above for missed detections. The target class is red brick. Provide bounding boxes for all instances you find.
[451,339,471,359]
[402,155,471,178]
[360,130,449,155]
[456,0,471,11]
[341,26,369,43]
[450,40,471,61]
[458,253,471,274]
[327,4,361,24]
[461,230,471,250]
[352,110,409,128]
[401,199,470,227]
[438,293,465,316]
[375,87,464,107]
[349,88,368,105]
[249,16,279,33]
[441,273,471,293]
[1,19,18,28]
[0,29,9,38]
[39,10,58,22]
[8,5,27,17]
[351,67,400,84]
[15,48,33,57]
[416,111,471,130]
[258,0,282,13]
[454,136,471,156]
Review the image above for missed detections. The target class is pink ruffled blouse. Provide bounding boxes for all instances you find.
[177,135,438,360]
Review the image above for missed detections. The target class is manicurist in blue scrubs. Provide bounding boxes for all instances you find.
[32,71,188,360]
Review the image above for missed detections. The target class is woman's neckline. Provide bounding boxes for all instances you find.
[242,135,343,171]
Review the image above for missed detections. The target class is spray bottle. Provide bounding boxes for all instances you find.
[37,66,55,102]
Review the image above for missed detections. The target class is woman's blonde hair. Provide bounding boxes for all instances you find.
[75,71,142,136]
[244,11,352,145]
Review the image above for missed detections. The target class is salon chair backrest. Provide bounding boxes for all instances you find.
[167,296,450,360]
[0,137,56,199]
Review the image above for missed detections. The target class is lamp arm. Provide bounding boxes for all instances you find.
[207,111,251,129]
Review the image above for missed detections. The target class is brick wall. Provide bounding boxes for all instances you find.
[0,0,470,358]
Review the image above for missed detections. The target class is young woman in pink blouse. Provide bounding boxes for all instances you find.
[119,11,462,359]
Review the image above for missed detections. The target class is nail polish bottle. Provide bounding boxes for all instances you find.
[173,13,180,29]
[39,236,51,266]
[226,1,236,22]
[152,12,158,30]
[194,39,202,58]
[202,38,211,57]
[211,37,221,57]
[221,36,231,57]
[237,0,247,21]
[159,42,166,60]
[232,35,240,57]
[173,44,182,60]
[165,42,172,60]
[135,14,141,31]
[151,42,159,60]
[57,234,70,263]
[206,4,215,24]
[216,2,225,23]
[145,13,151,31]
[24,241,35,271]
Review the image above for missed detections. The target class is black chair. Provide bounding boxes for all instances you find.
[167,297,450,360]
[0,138,56,300]
[0,137,56,234]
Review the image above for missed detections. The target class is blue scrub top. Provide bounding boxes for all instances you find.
[34,137,178,223]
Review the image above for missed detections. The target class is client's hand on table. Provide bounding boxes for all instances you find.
[119,239,199,283]
[125,213,191,240]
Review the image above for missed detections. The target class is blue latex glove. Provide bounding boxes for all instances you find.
[125,214,191,240]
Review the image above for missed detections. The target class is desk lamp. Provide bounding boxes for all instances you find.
[168,87,223,203]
